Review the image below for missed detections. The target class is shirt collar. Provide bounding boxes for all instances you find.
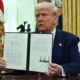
[51,28,56,38]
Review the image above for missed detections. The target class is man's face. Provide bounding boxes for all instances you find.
[35,8,58,33]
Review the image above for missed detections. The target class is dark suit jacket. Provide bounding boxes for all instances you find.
[5,29,80,76]
[52,29,80,76]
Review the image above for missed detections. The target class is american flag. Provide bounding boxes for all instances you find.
[0,0,4,22]
[0,0,4,48]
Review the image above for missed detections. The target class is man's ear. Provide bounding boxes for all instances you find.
[53,15,58,24]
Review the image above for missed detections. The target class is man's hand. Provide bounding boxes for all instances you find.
[46,63,62,76]
[0,58,6,70]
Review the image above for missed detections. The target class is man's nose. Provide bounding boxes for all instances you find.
[38,15,43,20]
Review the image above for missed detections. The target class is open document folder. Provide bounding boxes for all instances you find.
[3,32,53,73]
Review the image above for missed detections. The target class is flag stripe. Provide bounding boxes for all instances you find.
[0,0,4,13]
[0,0,4,22]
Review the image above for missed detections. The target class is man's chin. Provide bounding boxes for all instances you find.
[38,28,46,32]
[38,28,48,33]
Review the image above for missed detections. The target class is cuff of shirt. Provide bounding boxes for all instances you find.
[59,66,66,77]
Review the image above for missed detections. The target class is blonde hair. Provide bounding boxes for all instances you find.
[35,2,58,16]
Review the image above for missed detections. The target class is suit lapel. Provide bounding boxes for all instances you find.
[52,30,63,63]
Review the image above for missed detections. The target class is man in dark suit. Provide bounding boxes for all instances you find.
[35,2,80,76]
[0,2,80,77]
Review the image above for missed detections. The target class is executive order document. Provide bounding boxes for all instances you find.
[29,33,52,73]
[3,33,28,70]
[3,33,53,73]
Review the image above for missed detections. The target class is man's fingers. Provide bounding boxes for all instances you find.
[49,63,58,68]
[48,63,62,75]
[0,58,6,69]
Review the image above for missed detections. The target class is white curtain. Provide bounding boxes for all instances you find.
[3,0,37,32]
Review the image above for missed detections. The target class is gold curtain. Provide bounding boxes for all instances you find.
[62,0,80,37]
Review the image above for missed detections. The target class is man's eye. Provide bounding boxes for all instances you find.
[42,13,48,16]
[35,14,48,17]
[35,15,39,17]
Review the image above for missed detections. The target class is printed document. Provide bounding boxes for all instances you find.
[29,34,52,73]
[4,33,28,70]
